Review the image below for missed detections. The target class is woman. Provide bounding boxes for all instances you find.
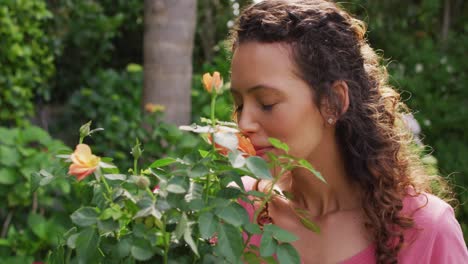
[228,0,468,263]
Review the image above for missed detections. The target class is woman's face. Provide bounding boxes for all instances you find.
[230,42,330,160]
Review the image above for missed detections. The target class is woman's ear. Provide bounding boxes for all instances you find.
[332,80,350,116]
[320,80,350,120]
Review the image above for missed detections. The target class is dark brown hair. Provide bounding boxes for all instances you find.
[229,0,451,263]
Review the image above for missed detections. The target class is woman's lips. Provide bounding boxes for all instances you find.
[254,146,275,156]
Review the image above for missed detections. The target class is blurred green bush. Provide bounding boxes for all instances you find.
[0,125,75,262]
[0,0,55,125]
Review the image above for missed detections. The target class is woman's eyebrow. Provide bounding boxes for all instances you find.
[231,84,282,95]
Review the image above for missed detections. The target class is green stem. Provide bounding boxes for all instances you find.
[101,173,112,197]
[205,93,217,202]
[205,174,211,203]
[133,158,138,175]
[253,167,287,222]
[210,93,217,127]
[243,234,253,252]
[162,216,169,264]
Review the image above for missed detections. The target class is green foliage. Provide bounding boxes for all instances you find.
[0,0,54,125]
[37,95,315,263]
[0,125,75,262]
[64,64,200,170]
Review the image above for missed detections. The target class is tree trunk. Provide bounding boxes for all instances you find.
[143,0,196,125]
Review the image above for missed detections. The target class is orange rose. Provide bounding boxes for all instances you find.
[210,133,256,157]
[68,144,100,181]
[202,72,223,94]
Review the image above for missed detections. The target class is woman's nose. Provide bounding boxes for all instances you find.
[237,108,260,135]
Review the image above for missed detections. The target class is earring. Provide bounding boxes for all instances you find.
[327,118,334,125]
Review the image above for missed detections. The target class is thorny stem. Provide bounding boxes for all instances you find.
[252,166,288,223]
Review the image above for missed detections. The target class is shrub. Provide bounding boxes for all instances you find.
[0,0,54,125]
[0,125,75,262]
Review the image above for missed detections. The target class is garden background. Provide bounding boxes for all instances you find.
[0,0,466,262]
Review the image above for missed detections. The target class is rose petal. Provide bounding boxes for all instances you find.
[214,131,238,151]
[202,73,213,93]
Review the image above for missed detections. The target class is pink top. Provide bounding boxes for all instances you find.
[239,176,468,263]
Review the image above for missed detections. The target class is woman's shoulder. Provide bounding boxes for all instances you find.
[399,191,468,262]
[401,191,452,224]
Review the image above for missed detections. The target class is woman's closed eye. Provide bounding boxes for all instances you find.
[261,103,275,111]
[234,102,276,114]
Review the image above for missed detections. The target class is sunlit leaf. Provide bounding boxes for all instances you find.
[150,157,177,168]
[268,138,289,153]
[297,159,325,183]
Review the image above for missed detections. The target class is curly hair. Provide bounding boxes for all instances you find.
[229,0,452,263]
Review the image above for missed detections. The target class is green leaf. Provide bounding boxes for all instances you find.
[0,146,20,167]
[0,239,10,246]
[216,223,243,263]
[75,228,100,264]
[297,159,325,183]
[21,126,50,144]
[268,138,289,153]
[294,208,320,233]
[184,227,199,257]
[199,212,217,239]
[188,163,209,178]
[30,172,41,193]
[67,233,79,249]
[131,238,154,261]
[150,157,176,168]
[243,252,261,264]
[112,237,132,259]
[0,127,17,145]
[215,203,249,227]
[103,174,126,180]
[134,205,162,219]
[39,169,55,186]
[276,243,301,264]
[246,156,273,179]
[175,213,188,240]
[97,219,119,233]
[167,183,186,193]
[185,182,203,201]
[264,224,298,243]
[27,214,48,240]
[244,223,262,235]
[260,233,277,257]
[71,207,99,227]
[263,256,278,264]
[198,149,209,158]
[0,168,17,185]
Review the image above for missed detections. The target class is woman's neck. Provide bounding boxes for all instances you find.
[281,136,361,217]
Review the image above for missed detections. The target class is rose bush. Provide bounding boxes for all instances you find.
[38,72,324,264]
